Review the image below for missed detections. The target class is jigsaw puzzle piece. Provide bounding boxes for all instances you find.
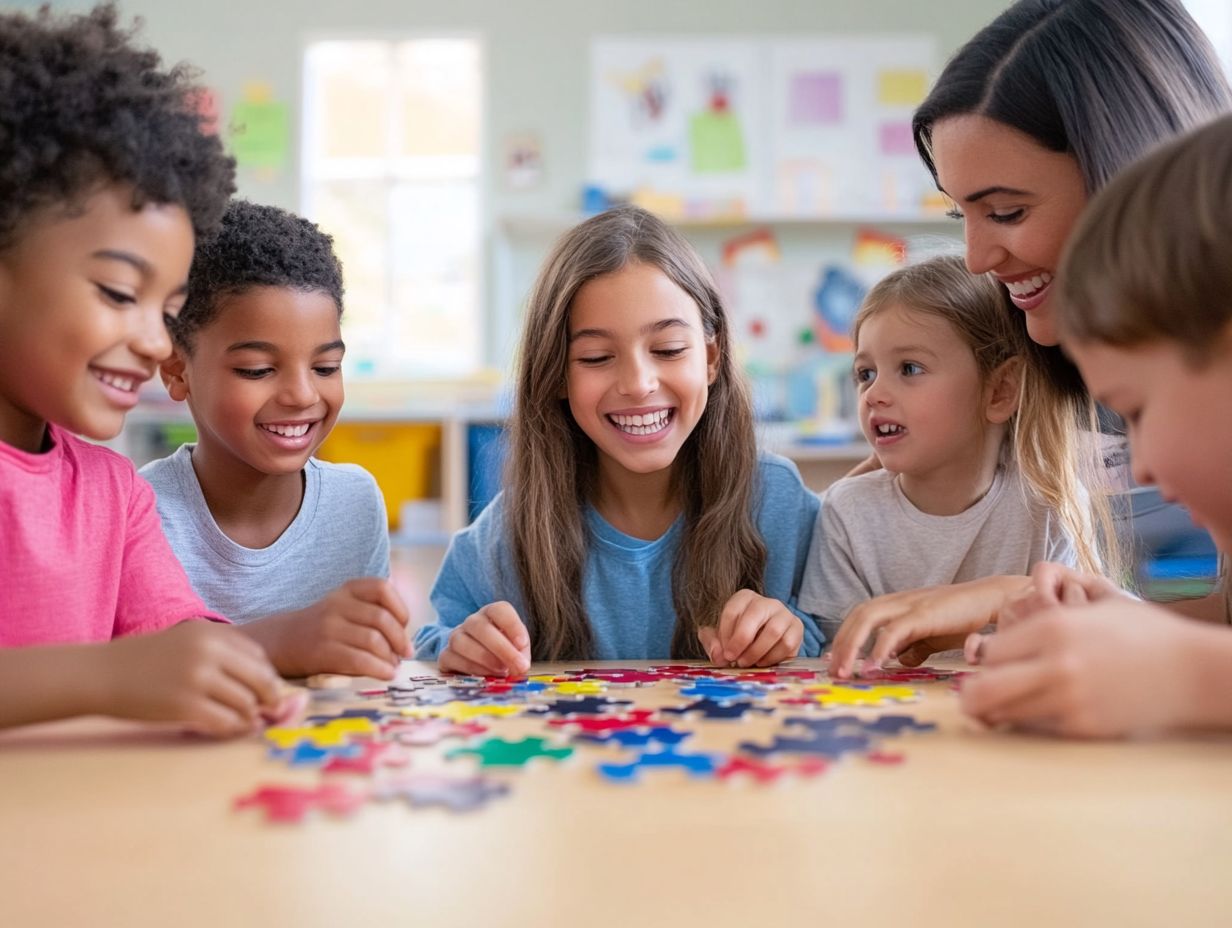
[447,736,575,768]
[234,783,367,824]
[597,747,721,783]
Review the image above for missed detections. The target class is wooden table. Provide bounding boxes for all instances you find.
[2,659,1230,927]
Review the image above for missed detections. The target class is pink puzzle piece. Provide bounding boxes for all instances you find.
[547,709,660,733]
[382,719,488,746]
[234,783,368,824]
[321,740,410,775]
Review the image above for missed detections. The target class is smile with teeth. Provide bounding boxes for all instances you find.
[260,422,313,438]
[93,369,139,393]
[608,409,673,436]
[875,423,905,436]
[1004,271,1053,298]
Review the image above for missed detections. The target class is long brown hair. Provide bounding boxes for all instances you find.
[855,256,1107,574]
[507,205,763,659]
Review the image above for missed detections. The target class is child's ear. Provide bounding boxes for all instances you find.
[984,356,1023,425]
[160,348,191,403]
[705,339,720,385]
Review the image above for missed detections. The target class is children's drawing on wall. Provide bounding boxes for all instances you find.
[504,132,543,190]
[768,39,936,217]
[591,39,762,220]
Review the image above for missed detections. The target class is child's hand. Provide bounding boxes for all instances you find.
[960,598,1196,738]
[965,562,1127,662]
[438,601,531,677]
[101,621,285,737]
[252,578,411,680]
[698,589,803,668]
[827,575,1032,679]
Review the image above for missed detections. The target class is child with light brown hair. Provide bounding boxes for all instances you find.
[415,206,823,672]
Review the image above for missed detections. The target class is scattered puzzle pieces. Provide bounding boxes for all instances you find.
[399,703,537,723]
[384,719,489,746]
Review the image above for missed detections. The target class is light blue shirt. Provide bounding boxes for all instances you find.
[414,453,824,660]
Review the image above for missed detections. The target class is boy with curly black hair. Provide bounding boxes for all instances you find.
[141,200,410,679]
[0,4,294,734]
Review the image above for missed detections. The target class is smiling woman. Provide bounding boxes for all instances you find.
[825,0,1232,682]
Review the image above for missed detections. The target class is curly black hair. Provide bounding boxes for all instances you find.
[172,199,344,350]
[0,3,235,250]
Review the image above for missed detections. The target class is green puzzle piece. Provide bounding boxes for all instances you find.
[448,736,574,768]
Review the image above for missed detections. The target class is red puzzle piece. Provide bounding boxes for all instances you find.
[234,783,367,824]
[547,709,660,733]
[716,756,829,783]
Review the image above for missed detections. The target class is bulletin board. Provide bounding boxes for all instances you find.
[589,36,937,219]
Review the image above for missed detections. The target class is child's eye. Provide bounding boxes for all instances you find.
[234,368,273,379]
[945,208,964,222]
[853,367,875,384]
[574,355,611,366]
[901,362,924,376]
[314,365,341,377]
[653,347,687,359]
[96,284,136,305]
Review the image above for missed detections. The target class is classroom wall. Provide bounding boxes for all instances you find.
[5,0,1004,366]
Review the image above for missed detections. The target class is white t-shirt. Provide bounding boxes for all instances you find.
[799,465,1076,643]
[140,444,389,624]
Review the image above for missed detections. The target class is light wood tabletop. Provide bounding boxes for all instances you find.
[2,658,1230,927]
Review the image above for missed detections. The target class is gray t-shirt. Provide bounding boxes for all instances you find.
[799,466,1076,643]
[139,444,390,624]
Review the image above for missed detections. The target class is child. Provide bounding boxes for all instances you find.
[800,256,1083,648]
[961,113,1232,737]
[141,200,410,680]
[0,4,289,734]
[414,206,823,674]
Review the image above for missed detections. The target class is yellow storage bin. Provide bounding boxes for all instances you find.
[317,422,441,529]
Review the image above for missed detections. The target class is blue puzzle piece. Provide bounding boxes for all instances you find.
[269,741,364,767]
[575,726,692,748]
[782,714,937,736]
[305,708,389,724]
[678,680,770,702]
[662,698,773,720]
[737,732,872,759]
[597,747,721,783]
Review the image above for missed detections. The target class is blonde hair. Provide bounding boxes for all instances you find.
[506,206,764,660]
[856,255,1108,575]
[1061,113,1232,607]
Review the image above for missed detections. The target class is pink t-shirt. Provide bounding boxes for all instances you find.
[1,424,226,646]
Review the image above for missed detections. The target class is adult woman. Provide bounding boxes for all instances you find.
[828,0,1231,680]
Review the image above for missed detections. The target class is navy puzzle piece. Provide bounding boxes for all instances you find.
[574,726,692,748]
[597,747,721,782]
[662,698,773,720]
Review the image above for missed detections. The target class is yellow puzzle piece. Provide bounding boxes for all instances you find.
[399,703,527,723]
[264,716,378,748]
[797,684,919,709]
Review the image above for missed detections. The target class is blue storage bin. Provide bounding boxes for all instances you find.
[467,424,507,523]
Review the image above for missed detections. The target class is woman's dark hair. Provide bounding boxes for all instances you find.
[914,0,1232,195]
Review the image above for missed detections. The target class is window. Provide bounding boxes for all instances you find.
[303,38,483,378]
[1186,0,1232,77]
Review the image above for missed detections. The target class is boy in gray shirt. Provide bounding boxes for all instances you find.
[140,201,409,680]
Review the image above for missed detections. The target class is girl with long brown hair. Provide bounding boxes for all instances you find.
[414,206,823,672]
